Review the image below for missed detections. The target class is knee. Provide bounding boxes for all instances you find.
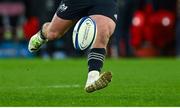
[95,21,116,47]
[46,31,61,40]
[45,26,65,40]
[101,22,116,39]
[98,26,111,45]
[42,23,64,40]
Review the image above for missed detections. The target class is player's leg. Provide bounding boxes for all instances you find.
[28,14,74,52]
[85,15,116,93]
[28,0,92,53]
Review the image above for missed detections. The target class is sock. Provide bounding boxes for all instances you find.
[86,48,106,85]
[85,70,99,87]
[88,48,106,72]
[39,29,47,40]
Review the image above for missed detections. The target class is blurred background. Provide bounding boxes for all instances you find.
[0,0,178,59]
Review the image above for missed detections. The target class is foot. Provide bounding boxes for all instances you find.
[28,32,48,53]
[85,72,112,93]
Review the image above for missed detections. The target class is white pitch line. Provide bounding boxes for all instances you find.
[0,84,81,89]
[47,84,81,88]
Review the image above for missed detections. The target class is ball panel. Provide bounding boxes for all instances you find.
[89,18,97,49]
[73,17,87,50]
[72,17,97,51]
[78,18,95,50]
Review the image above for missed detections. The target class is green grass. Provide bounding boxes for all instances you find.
[0,58,180,106]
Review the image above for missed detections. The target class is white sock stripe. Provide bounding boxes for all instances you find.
[88,52,105,58]
[90,52,105,58]
[88,55,104,60]
[88,58,104,62]
[88,57,104,62]
[88,54,105,60]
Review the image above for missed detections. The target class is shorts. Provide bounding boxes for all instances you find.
[56,0,118,23]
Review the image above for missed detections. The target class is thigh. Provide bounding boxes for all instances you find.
[50,0,91,37]
[88,0,118,23]
[90,15,116,48]
[90,15,116,33]
[47,14,74,37]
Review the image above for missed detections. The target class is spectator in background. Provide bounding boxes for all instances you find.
[152,0,176,56]
[0,0,25,40]
[112,0,149,57]
[130,0,176,57]
[112,0,139,57]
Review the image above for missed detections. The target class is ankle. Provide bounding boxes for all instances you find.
[86,71,100,86]
[39,29,47,40]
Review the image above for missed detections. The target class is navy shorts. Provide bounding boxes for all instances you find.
[56,0,118,23]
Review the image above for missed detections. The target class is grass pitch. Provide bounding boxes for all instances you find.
[0,58,180,106]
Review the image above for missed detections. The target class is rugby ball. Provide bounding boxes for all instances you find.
[72,17,97,50]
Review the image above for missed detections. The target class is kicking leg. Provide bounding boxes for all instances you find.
[28,14,74,52]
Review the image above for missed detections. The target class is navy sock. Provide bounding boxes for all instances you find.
[88,48,106,72]
[40,29,47,40]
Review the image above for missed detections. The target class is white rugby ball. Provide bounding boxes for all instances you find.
[72,17,97,50]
